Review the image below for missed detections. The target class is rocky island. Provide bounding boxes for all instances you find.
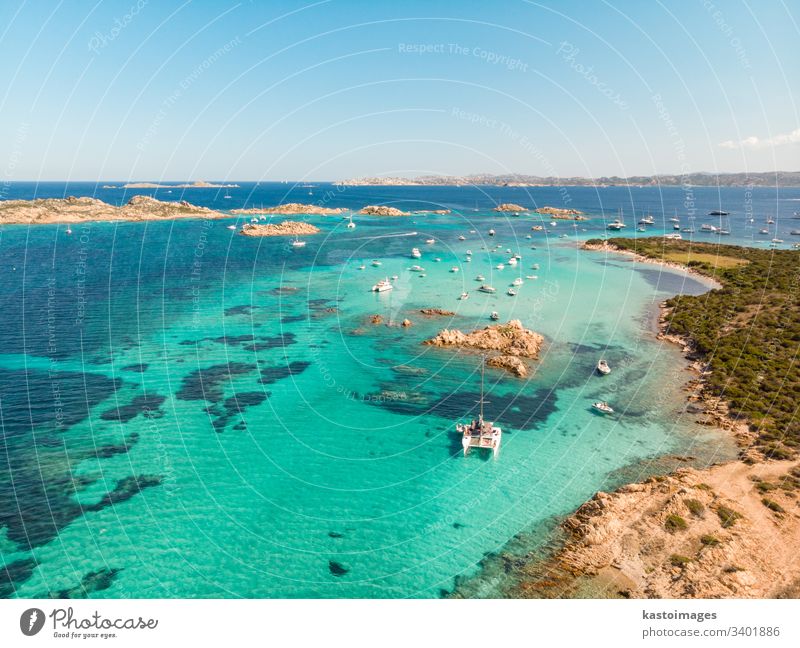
[493,203,527,212]
[359,205,409,216]
[424,320,544,377]
[231,203,346,216]
[534,206,587,220]
[0,195,222,225]
[239,221,320,237]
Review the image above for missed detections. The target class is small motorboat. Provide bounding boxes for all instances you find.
[459,292,469,300]
[466,249,472,255]
[759,229,770,235]
[478,285,496,294]
[458,235,466,241]
[490,311,499,321]
[371,278,393,292]
[410,265,424,272]
[526,275,538,280]
[475,275,485,281]
[372,260,382,267]
[65,227,73,235]
[465,256,472,262]
[596,359,611,375]
[292,239,307,248]
[506,288,517,296]
[512,278,523,286]
[227,224,237,230]
[673,224,681,230]
[450,267,459,273]
[772,238,784,243]
[425,238,435,244]
[496,264,505,270]
[434,257,442,262]
[532,225,543,231]
[531,263,540,270]
[411,247,422,258]
[508,258,518,266]
[592,401,614,415]
[391,275,399,281]
[488,229,495,236]
[708,210,729,216]
[358,264,366,270]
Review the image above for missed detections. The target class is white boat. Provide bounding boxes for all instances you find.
[371,278,393,292]
[469,229,477,234]
[450,267,459,273]
[526,275,538,280]
[496,263,505,270]
[596,359,611,375]
[466,249,472,255]
[638,216,655,225]
[478,285,496,293]
[65,227,72,235]
[700,223,717,232]
[346,216,356,229]
[227,224,237,230]
[459,292,469,300]
[759,229,770,235]
[475,275,485,281]
[673,223,681,230]
[456,358,502,457]
[682,227,695,233]
[637,227,646,232]
[508,258,518,266]
[391,275,399,281]
[410,265,424,272]
[592,401,614,415]
[458,235,466,241]
[718,229,730,235]
[490,311,499,321]
[372,260,382,267]
[411,247,422,258]
[772,238,784,243]
[434,257,442,262]
[669,217,680,223]
[425,238,435,244]
[607,220,626,230]
[292,239,306,248]
[507,288,517,296]
[512,278,523,286]
[358,264,366,270]
[488,229,495,236]
[465,256,471,262]
[532,263,539,270]
[664,233,682,240]
[550,221,557,227]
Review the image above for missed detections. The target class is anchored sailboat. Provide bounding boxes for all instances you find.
[456,357,502,457]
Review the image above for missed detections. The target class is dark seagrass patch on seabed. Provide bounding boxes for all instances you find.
[175,362,257,402]
[100,394,166,422]
[44,567,123,599]
[259,360,311,384]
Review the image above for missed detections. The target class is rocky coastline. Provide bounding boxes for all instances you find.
[534,206,587,220]
[423,320,543,377]
[483,242,800,599]
[493,203,526,212]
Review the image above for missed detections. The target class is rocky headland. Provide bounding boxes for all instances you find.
[231,203,346,216]
[0,195,222,225]
[424,320,543,377]
[239,221,320,237]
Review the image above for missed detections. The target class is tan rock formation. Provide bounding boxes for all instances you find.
[239,221,320,237]
[359,205,409,216]
[231,203,346,216]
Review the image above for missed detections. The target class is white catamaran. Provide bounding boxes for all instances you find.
[456,358,502,457]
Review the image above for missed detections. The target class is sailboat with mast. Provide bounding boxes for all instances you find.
[456,357,502,457]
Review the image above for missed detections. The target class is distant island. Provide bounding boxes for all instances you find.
[231,203,345,216]
[338,171,800,188]
[104,181,239,189]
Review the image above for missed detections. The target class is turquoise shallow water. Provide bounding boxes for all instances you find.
[4,184,789,598]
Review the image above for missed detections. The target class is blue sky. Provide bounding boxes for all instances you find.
[0,0,797,180]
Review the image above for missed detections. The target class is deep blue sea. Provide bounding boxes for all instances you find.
[1,182,797,598]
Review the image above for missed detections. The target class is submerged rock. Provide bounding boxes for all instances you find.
[328,560,349,577]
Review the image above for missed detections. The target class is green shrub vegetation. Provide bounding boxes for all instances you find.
[761,498,786,514]
[589,238,800,456]
[700,534,720,546]
[665,514,689,532]
[670,554,692,567]
[716,504,743,528]
[684,499,705,517]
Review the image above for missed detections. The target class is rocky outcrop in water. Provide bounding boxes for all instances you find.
[359,205,409,216]
[493,203,526,212]
[424,320,543,377]
[0,195,222,224]
[534,206,586,219]
[239,221,320,237]
[419,308,456,316]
